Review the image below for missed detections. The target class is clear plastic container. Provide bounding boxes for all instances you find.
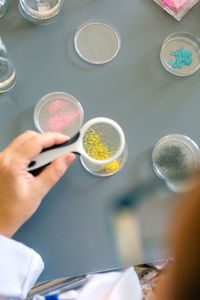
[34,92,84,138]
[0,0,7,18]
[74,21,121,64]
[152,134,200,192]
[160,32,200,76]
[154,0,199,21]
[0,38,16,93]
[19,0,64,24]
[80,145,127,177]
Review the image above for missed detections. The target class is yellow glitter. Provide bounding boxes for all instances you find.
[83,128,112,160]
[83,128,119,173]
[102,160,119,172]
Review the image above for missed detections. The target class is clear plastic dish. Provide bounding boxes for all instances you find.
[152,134,200,191]
[74,21,121,64]
[18,0,63,24]
[160,32,200,76]
[0,38,16,93]
[80,145,127,177]
[34,91,84,137]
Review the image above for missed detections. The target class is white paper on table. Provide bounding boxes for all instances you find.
[58,267,142,300]
[33,267,142,300]
[108,267,142,300]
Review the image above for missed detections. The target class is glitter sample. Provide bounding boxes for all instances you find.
[48,99,66,114]
[83,128,113,160]
[83,127,120,172]
[154,0,199,21]
[168,47,192,69]
[153,142,194,181]
[34,92,84,137]
[161,0,189,9]
[80,119,127,176]
[102,160,119,172]
[47,110,81,131]
[152,135,200,186]
[160,32,200,76]
[80,146,127,177]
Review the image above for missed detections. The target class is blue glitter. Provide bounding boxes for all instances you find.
[168,47,192,69]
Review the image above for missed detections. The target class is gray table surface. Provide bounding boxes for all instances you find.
[0,0,200,282]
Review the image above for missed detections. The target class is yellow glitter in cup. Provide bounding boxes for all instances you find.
[83,128,120,173]
[83,128,112,160]
[102,160,119,172]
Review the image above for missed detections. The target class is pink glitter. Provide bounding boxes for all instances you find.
[161,0,189,8]
[48,98,69,114]
[47,110,81,131]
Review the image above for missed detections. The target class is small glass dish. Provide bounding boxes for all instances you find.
[152,134,200,192]
[74,20,121,64]
[160,32,200,76]
[0,38,16,93]
[80,145,127,177]
[34,91,84,138]
[18,0,64,24]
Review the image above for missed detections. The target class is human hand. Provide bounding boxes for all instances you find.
[0,131,76,238]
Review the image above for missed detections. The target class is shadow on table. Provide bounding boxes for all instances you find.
[106,149,176,268]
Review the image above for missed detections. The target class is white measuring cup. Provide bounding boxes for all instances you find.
[28,117,125,172]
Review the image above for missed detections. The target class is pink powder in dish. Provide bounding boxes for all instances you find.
[161,0,189,8]
[48,99,69,114]
[47,110,81,131]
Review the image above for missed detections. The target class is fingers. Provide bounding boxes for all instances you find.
[5,130,37,152]
[15,132,70,164]
[34,153,76,197]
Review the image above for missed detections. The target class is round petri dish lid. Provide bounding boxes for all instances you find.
[74,21,121,64]
[34,92,84,137]
[19,0,63,20]
[152,134,200,182]
[160,32,200,76]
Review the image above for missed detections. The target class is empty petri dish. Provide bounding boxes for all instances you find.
[19,0,63,24]
[152,134,200,189]
[160,32,200,76]
[74,21,121,64]
[34,92,84,137]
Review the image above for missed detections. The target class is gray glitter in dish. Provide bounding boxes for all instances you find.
[154,141,195,181]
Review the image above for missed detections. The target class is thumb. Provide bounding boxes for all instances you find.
[34,153,76,197]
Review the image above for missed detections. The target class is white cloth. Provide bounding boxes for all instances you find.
[0,234,142,300]
[33,267,142,300]
[0,234,44,299]
[78,267,142,300]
